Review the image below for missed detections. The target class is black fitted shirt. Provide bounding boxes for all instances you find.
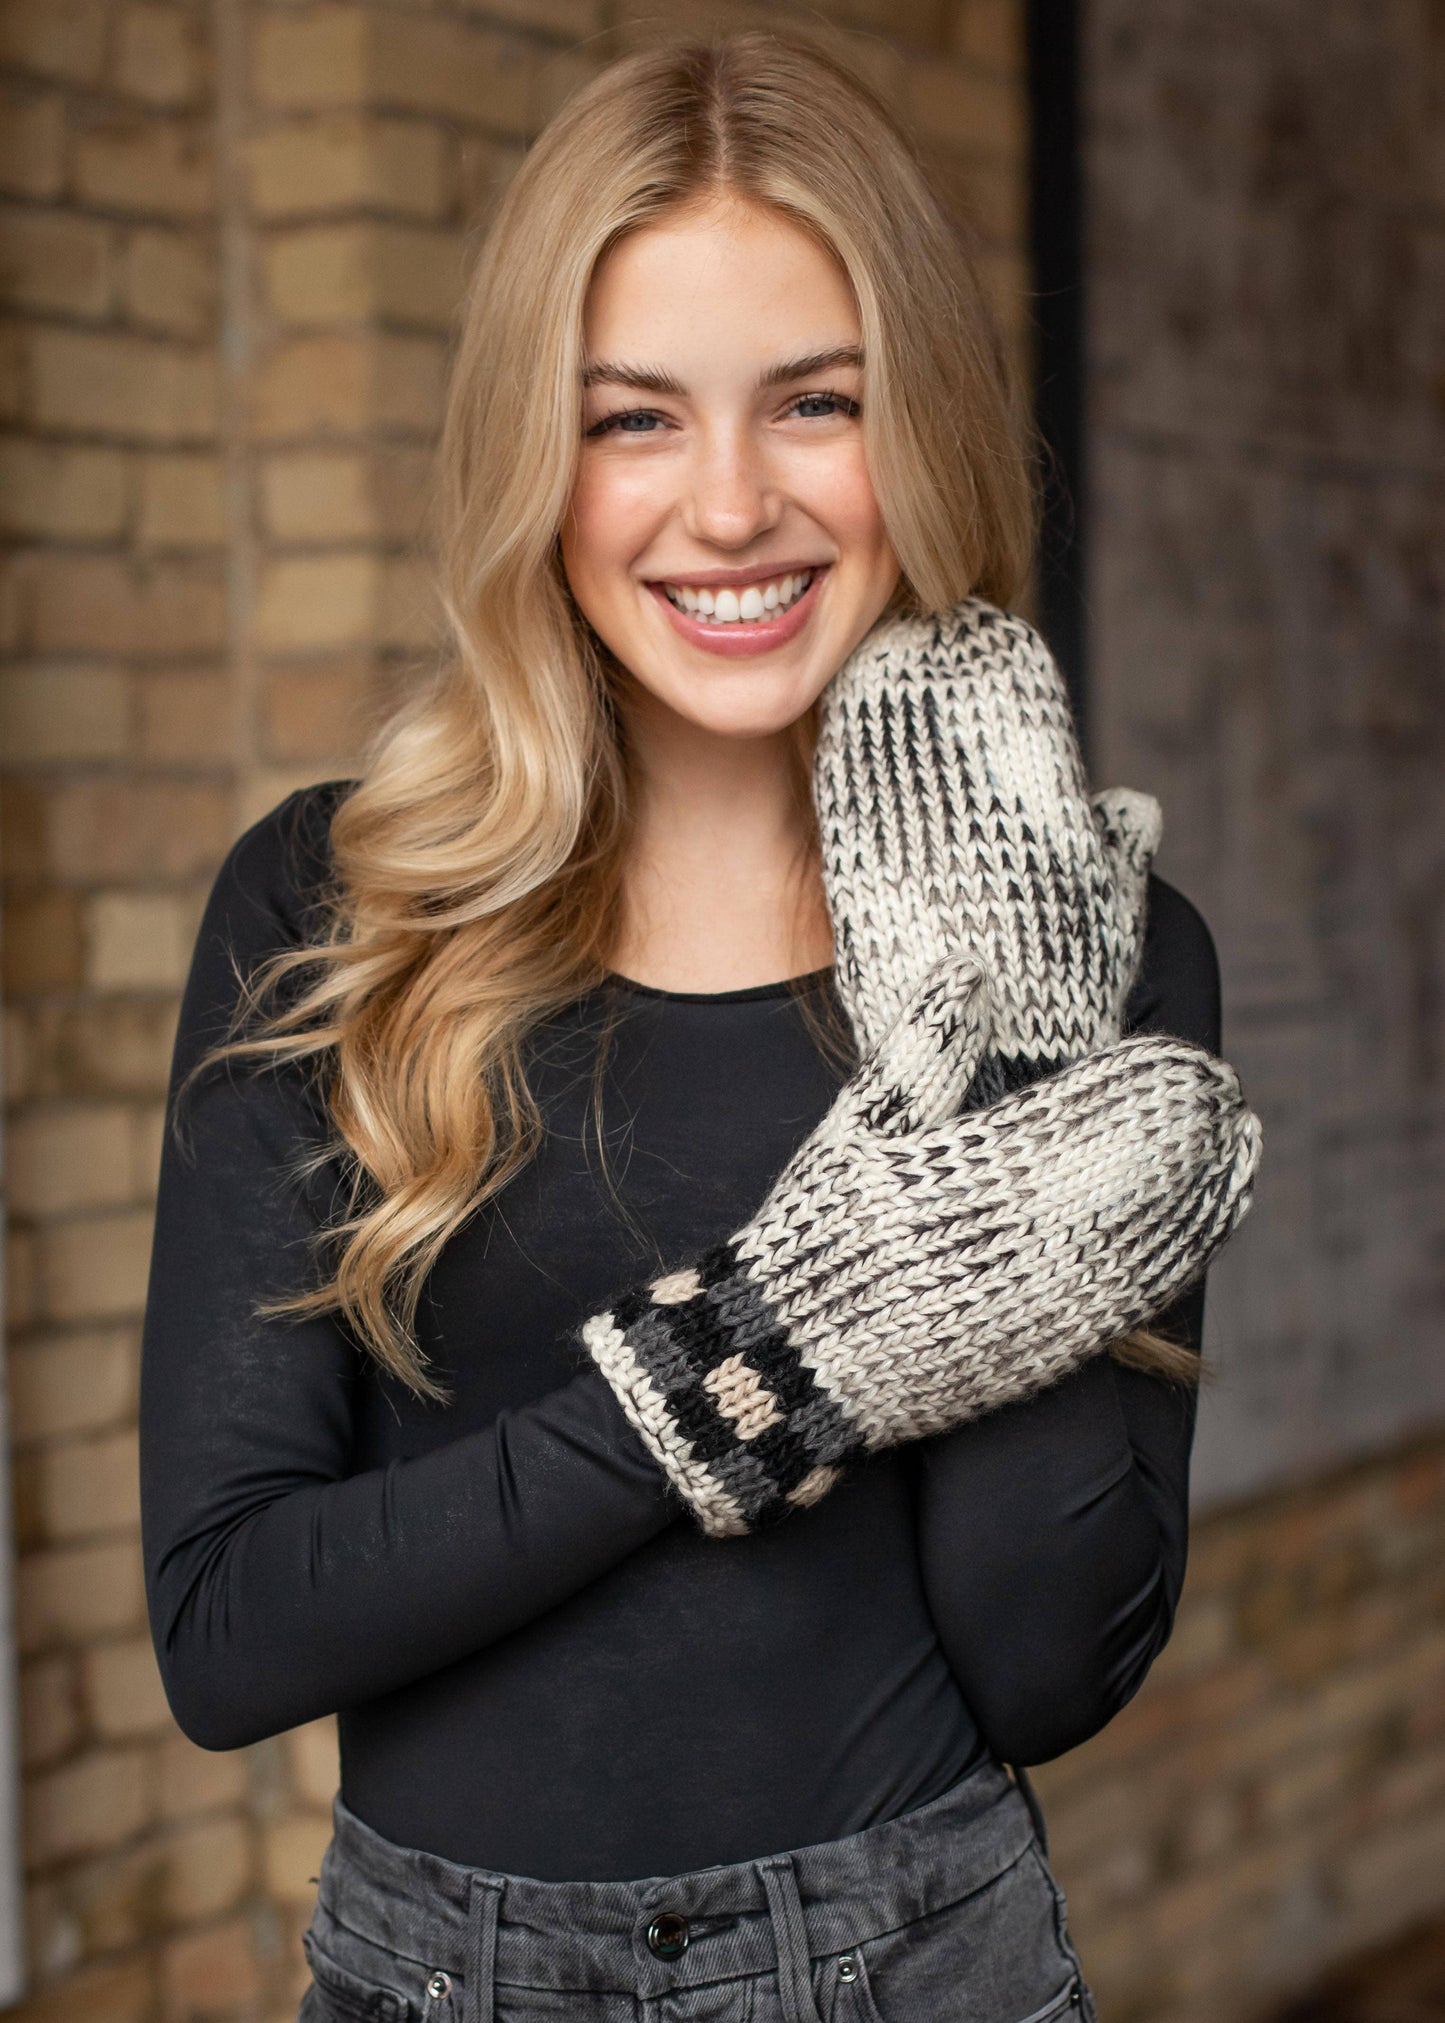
[140,779,1221,1881]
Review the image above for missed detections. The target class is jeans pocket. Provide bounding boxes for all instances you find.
[832,1843,1085,2023]
[302,1926,414,2022]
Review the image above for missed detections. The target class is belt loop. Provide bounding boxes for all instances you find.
[758,1856,824,2023]
[465,1874,503,2023]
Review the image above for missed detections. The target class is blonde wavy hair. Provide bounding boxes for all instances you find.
[184,26,1201,1398]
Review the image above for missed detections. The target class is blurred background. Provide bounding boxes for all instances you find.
[0,1,1441,2018]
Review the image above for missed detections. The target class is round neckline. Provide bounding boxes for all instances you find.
[602,964,835,1005]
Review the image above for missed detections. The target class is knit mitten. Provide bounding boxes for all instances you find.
[814,595,1163,1092]
[580,956,1262,1538]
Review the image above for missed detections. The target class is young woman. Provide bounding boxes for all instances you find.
[140,32,1260,2023]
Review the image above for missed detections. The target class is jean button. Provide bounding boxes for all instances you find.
[426,1970,452,1999]
[646,1910,689,1959]
[838,1956,860,1983]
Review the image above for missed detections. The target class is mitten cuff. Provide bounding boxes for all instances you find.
[579,1241,866,1538]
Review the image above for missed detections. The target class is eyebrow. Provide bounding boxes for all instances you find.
[580,344,865,395]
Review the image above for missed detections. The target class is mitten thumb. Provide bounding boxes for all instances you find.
[826,950,994,1144]
[1092,787,1162,1003]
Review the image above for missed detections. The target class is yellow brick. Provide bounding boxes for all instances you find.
[136,448,225,547]
[2,891,85,992]
[26,1746,152,1864]
[380,552,438,651]
[263,1814,332,1906]
[0,202,113,317]
[261,449,372,542]
[264,220,464,331]
[36,1205,155,1321]
[532,43,611,128]
[46,777,233,880]
[495,0,602,30]
[8,1329,137,1442]
[82,1631,170,1738]
[7,1226,39,1328]
[256,552,377,652]
[456,132,524,229]
[253,6,369,110]
[162,1916,262,2015]
[18,1539,145,1652]
[251,330,446,438]
[256,6,539,129]
[0,438,128,541]
[248,113,447,220]
[38,1428,142,1542]
[0,87,67,198]
[73,114,213,218]
[30,327,217,441]
[47,998,180,1097]
[20,552,226,656]
[135,668,232,760]
[263,442,434,546]
[288,1717,340,1809]
[0,0,109,85]
[20,1655,81,1770]
[84,891,196,991]
[908,57,1026,157]
[122,225,215,336]
[14,1957,154,2023]
[8,1104,134,1215]
[161,1815,253,1921]
[113,2,202,106]
[263,659,373,764]
[156,1731,248,1822]
[370,12,537,132]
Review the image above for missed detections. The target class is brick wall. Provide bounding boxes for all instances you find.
[1037,1428,1445,2023]
[0,3,1025,2016]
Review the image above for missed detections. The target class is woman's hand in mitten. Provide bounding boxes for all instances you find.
[814,595,1162,1093]
[580,956,1262,1539]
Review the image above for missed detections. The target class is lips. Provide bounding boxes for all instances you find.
[659,568,816,625]
[645,563,828,658]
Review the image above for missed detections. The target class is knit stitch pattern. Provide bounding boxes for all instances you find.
[815,595,1162,1090]
[581,598,1264,1538]
[583,960,1261,1537]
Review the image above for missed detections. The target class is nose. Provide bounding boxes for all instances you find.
[681,422,781,551]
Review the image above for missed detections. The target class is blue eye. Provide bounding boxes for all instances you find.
[585,388,861,438]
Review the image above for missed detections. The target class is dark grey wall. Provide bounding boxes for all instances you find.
[1084,1,1445,1506]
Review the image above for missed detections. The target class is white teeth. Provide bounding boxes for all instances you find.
[661,568,816,623]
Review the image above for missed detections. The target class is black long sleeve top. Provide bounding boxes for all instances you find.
[140,779,1221,1882]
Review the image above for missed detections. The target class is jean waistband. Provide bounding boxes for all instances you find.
[317,1756,1037,2001]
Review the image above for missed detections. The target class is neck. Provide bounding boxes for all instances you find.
[610,691,833,993]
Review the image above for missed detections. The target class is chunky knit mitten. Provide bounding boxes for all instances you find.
[814,595,1163,1091]
[581,958,1261,1539]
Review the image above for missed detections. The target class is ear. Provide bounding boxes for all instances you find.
[829,951,994,1143]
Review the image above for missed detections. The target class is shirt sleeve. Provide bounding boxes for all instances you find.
[140,785,677,1753]
[913,875,1222,1766]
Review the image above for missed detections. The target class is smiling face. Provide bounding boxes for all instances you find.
[560,194,902,741]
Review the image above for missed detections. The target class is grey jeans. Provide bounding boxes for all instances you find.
[299,1757,1098,2023]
